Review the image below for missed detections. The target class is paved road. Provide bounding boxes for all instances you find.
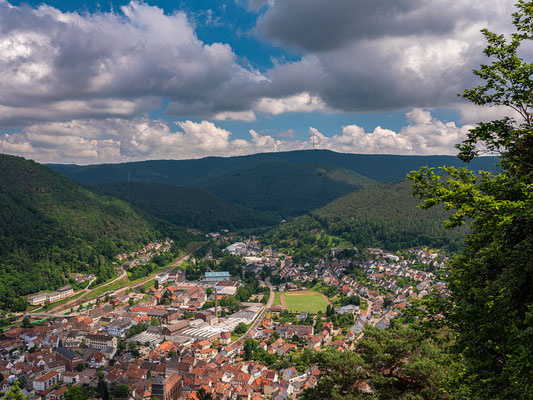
[30,245,201,316]
[235,278,275,344]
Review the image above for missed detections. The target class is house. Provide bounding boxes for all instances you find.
[219,331,231,346]
[161,321,190,337]
[297,312,308,321]
[105,319,133,337]
[63,331,83,348]
[47,386,68,400]
[151,373,182,400]
[55,347,82,371]
[33,370,61,392]
[62,372,79,385]
[88,352,107,368]
[85,334,117,350]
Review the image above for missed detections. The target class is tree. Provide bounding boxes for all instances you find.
[302,325,455,400]
[110,383,130,398]
[243,338,258,361]
[167,350,176,359]
[196,388,215,400]
[64,386,85,400]
[76,362,85,372]
[233,322,247,335]
[96,375,110,400]
[5,382,27,400]
[150,317,159,326]
[408,2,533,398]
[21,317,32,328]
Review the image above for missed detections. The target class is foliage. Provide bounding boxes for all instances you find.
[262,180,468,260]
[0,154,164,310]
[202,161,375,216]
[109,383,130,398]
[4,382,27,400]
[64,386,85,400]
[126,323,148,338]
[302,325,455,400]
[195,388,216,400]
[50,150,497,188]
[91,181,279,231]
[96,376,110,400]
[233,322,248,335]
[407,2,533,397]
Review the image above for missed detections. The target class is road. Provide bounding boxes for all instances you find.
[235,278,275,344]
[27,245,201,316]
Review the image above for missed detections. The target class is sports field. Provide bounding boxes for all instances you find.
[281,291,330,314]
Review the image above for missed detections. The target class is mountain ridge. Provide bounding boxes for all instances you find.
[47,149,499,185]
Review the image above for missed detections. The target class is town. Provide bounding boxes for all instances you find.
[0,232,450,400]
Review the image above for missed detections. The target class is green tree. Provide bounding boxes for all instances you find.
[64,386,85,400]
[233,322,247,335]
[302,325,454,400]
[150,317,159,326]
[167,350,176,359]
[96,375,110,400]
[5,382,27,400]
[243,338,258,361]
[76,362,85,372]
[196,388,215,400]
[408,2,533,398]
[110,383,130,398]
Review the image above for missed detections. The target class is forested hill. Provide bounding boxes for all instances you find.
[198,161,375,216]
[90,182,280,232]
[0,154,164,310]
[262,180,469,260]
[48,149,498,185]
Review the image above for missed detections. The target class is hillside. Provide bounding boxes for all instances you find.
[90,182,280,231]
[48,149,498,185]
[0,154,166,310]
[262,180,469,260]
[197,161,375,216]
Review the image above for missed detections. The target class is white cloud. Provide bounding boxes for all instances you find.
[458,103,522,124]
[0,1,262,125]
[254,93,327,115]
[0,109,473,163]
[308,109,473,155]
[212,111,257,122]
[256,0,517,112]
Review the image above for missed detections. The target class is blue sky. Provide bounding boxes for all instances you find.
[0,0,518,163]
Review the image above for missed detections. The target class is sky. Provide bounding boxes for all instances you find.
[0,0,522,164]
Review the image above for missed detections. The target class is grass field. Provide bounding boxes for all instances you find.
[281,292,330,314]
[273,292,282,306]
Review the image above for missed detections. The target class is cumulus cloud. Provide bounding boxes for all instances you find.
[0,118,302,164]
[255,92,327,115]
[0,109,472,164]
[0,0,263,125]
[254,0,517,112]
[458,103,522,124]
[309,109,473,155]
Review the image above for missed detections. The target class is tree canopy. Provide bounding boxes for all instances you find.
[409,1,533,397]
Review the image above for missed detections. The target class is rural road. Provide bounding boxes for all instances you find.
[235,277,275,344]
[30,245,201,316]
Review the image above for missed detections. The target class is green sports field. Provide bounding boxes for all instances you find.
[281,291,329,314]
